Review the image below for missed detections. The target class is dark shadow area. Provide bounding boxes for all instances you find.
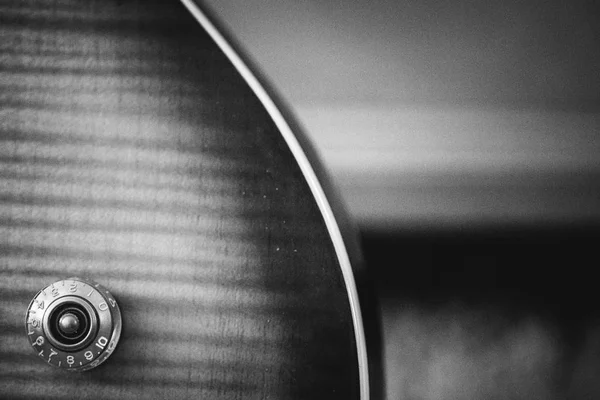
[361,223,600,399]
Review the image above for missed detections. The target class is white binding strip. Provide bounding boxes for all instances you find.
[180,1,369,398]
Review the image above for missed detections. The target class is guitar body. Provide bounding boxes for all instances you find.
[0,1,368,399]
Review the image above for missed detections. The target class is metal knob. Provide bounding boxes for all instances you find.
[58,313,80,335]
[25,278,122,371]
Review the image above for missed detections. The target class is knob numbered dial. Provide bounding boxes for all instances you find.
[25,278,122,371]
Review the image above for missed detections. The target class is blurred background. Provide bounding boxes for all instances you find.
[203,0,600,399]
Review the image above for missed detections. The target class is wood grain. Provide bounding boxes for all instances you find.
[0,0,361,398]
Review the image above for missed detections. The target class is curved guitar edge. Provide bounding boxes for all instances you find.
[181,1,374,398]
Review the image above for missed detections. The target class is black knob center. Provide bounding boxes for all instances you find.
[49,303,91,346]
[58,312,80,335]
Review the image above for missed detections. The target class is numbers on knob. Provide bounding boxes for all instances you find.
[26,278,122,371]
[95,336,108,350]
[48,348,58,362]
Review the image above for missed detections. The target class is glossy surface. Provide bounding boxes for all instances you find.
[0,0,360,398]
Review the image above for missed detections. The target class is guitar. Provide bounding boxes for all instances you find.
[0,0,371,398]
